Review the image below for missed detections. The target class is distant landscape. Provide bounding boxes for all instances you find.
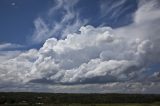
[0,93,160,106]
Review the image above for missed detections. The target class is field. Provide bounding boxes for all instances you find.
[0,103,160,106]
[0,93,160,106]
[1,103,160,106]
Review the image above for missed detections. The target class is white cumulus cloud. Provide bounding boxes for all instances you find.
[0,0,160,93]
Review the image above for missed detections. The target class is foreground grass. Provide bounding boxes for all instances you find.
[1,103,160,106]
[0,93,160,106]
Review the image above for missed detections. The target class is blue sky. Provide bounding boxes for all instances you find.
[0,0,53,44]
[0,0,160,93]
[0,0,137,46]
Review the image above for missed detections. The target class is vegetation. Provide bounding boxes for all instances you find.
[0,92,160,106]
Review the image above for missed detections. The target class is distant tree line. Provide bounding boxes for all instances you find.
[0,92,160,105]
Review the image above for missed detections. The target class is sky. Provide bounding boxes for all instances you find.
[0,0,160,93]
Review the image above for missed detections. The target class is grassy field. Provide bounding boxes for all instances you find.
[0,93,160,106]
[1,103,160,106]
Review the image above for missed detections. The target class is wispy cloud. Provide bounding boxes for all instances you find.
[134,0,160,23]
[0,43,24,51]
[99,0,137,26]
[31,0,87,44]
[100,0,127,18]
